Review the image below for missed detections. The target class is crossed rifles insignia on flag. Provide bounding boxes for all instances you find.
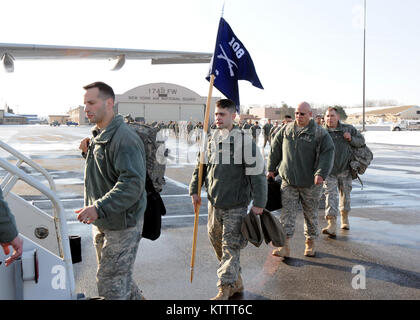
[216,44,238,77]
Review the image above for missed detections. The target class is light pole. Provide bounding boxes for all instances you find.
[362,0,367,131]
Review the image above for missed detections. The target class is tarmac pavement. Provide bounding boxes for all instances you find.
[69,166,420,300]
[70,201,420,300]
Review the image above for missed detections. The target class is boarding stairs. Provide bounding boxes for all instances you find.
[0,140,78,300]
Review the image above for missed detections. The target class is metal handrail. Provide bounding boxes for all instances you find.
[0,144,75,299]
[0,159,23,190]
[0,140,56,193]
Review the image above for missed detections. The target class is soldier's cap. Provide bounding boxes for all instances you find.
[241,210,263,247]
[260,209,286,247]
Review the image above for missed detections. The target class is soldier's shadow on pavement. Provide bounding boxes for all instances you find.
[334,232,420,251]
[282,252,420,290]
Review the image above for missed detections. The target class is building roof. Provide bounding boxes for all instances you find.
[365,105,419,115]
[4,112,25,118]
[347,105,419,116]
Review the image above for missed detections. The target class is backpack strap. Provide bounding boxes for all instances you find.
[145,172,156,193]
[241,130,252,187]
[314,125,323,170]
[356,174,364,189]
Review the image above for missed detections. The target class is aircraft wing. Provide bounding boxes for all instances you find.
[0,43,212,72]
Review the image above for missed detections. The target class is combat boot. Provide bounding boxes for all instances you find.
[322,216,337,238]
[231,274,244,295]
[341,210,350,230]
[272,237,290,258]
[304,239,316,257]
[211,285,233,300]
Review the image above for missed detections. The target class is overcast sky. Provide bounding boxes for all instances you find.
[0,0,419,116]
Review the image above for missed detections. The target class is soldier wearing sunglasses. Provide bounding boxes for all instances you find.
[267,102,334,258]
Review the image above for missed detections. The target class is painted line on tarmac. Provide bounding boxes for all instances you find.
[33,198,84,203]
[67,221,84,224]
[67,213,207,224]
[33,176,206,204]
[164,176,206,194]
[33,196,420,210]
[164,176,189,189]
[162,214,207,219]
[33,193,207,204]
[163,176,207,197]
[161,194,207,198]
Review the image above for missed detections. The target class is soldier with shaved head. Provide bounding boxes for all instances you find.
[267,102,334,258]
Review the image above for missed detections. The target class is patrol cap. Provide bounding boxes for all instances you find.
[241,210,263,247]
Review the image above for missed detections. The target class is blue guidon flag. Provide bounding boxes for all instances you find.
[206,17,263,113]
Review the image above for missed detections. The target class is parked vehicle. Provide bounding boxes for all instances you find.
[66,121,78,126]
[49,120,60,127]
[391,120,420,131]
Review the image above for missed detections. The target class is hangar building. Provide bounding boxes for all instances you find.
[115,82,220,123]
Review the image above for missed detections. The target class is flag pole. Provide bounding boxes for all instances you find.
[362,0,367,132]
[190,73,215,283]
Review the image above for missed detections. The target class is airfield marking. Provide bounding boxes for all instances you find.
[66,213,208,224]
[164,176,189,189]
[33,193,206,203]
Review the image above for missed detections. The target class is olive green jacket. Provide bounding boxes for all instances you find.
[189,127,267,209]
[242,123,252,130]
[267,119,335,187]
[84,115,147,230]
[324,121,365,176]
[0,188,18,243]
[263,123,273,136]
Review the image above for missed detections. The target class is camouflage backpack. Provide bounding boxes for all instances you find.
[125,117,167,192]
[349,144,373,183]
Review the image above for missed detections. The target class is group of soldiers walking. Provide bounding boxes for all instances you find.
[128,102,364,300]
[189,99,364,300]
[266,102,364,258]
[238,116,294,147]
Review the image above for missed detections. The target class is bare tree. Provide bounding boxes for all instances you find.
[363,99,400,108]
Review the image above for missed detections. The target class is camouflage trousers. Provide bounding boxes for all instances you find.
[323,170,353,218]
[207,203,248,287]
[92,221,143,300]
[263,135,271,148]
[280,181,323,240]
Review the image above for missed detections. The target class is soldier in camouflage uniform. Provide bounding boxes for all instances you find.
[262,119,273,147]
[251,121,261,142]
[267,102,334,257]
[190,99,267,300]
[321,107,365,237]
[186,121,194,144]
[241,118,252,130]
[78,82,147,300]
[92,222,143,299]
